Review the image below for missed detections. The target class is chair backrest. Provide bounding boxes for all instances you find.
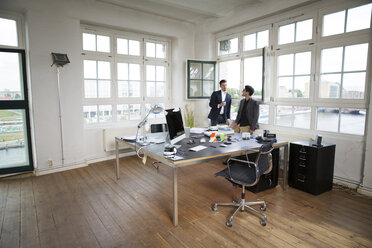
[255,141,274,177]
[150,123,168,133]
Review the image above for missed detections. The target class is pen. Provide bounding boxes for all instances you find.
[210,145,216,148]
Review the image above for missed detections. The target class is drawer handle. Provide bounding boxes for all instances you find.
[297,178,305,183]
[299,151,306,154]
[299,163,306,168]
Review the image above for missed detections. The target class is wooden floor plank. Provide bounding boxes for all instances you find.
[0,155,371,248]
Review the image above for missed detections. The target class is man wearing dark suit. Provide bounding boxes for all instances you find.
[232,85,259,134]
[208,80,232,126]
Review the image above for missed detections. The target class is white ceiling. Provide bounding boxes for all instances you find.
[98,0,316,25]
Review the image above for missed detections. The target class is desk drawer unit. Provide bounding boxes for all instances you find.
[289,141,335,195]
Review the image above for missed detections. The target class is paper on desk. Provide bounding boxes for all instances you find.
[170,155,183,161]
[189,145,208,152]
[190,127,207,134]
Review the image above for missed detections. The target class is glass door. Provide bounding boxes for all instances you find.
[0,48,33,174]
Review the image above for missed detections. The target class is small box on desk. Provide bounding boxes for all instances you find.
[289,141,335,195]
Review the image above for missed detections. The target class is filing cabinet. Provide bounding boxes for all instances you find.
[289,141,335,195]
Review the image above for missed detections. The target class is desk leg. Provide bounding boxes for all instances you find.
[282,144,289,190]
[116,139,120,180]
[173,166,178,226]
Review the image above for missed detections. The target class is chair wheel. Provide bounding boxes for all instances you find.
[260,220,266,226]
[211,204,217,211]
[261,205,266,211]
[226,221,232,227]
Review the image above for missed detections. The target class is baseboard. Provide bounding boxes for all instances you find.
[86,151,136,165]
[35,162,88,176]
[333,176,360,189]
[357,185,372,197]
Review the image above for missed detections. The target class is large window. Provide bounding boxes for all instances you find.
[82,26,170,125]
[0,14,33,174]
[215,2,370,136]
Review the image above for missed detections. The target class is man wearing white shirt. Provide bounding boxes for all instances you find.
[208,80,232,126]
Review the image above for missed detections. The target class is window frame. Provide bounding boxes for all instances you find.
[187,60,216,99]
[216,34,240,59]
[242,25,270,54]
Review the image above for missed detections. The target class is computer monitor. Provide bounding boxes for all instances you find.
[165,108,186,145]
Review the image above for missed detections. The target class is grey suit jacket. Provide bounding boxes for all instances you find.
[235,98,259,131]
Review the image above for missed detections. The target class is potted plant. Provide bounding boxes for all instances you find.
[184,104,194,128]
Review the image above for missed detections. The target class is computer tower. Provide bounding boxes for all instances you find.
[289,141,335,195]
[245,148,279,193]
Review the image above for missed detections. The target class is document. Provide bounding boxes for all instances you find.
[189,145,208,152]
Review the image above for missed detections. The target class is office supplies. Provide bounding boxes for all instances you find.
[200,137,206,143]
[219,144,227,147]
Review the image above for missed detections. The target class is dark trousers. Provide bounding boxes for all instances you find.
[211,114,226,126]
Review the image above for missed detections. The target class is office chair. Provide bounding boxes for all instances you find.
[150,123,168,169]
[212,141,274,227]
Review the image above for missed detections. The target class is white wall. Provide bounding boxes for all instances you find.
[0,0,194,171]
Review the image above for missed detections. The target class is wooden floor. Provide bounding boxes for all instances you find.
[0,156,372,248]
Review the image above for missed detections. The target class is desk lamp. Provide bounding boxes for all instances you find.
[136,104,164,146]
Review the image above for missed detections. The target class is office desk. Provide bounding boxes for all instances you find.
[115,133,288,226]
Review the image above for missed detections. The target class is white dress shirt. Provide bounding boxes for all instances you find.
[219,91,227,115]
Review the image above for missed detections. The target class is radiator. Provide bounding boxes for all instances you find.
[103,126,138,152]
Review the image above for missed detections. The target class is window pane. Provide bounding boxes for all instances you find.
[98,61,110,79]
[147,81,156,97]
[320,47,343,73]
[340,108,365,135]
[157,82,165,97]
[98,80,110,98]
[219,59,240,98]
[344,43,368,71]
[323,10,345,36]
[294,76,310,98]
[0,18,18,47]
[342,72,365,99]
[276,105,292,127]
[244,56,263,97]
[156,66,165,81]
[257,30,268,48]
[146,65,155,81]
[99,105,112,122]
[278,77,293,97]
[0,110,29,168]
[346,3,372,32]
[0,52,23,100]
[279,23,294,45]
[129,104,141,120]
[295,52,311,75]
[203,64,214,80]
[129,81,140,97]
[83,33,96,51]
[118,81,128,97]
[278,54,293,76]
[129,40,140,56]
[84,60,96,78]
[319,74,341,98]
[219,38,238,55]
[117,63,128,80]
[156,43,165,58]
[293,106,310,129]
[83,105,98,124]
[146,42,155,57]
[97,35,110,53]
[117,38,128,54]
[190,80,202,97]
[203,81,214,96]
[296,19,312,42]
[129,64,140,80]
[317,107,339,132]
[190,63,201,79]
[117,104,129,121]
[244,33,256,51]
[259,104,269,124]
[84,80,97,98]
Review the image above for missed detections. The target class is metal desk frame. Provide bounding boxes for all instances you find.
[115,135,288,227]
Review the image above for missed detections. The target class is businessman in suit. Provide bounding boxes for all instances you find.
[208,80,232,126]
[232,85,259,134]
